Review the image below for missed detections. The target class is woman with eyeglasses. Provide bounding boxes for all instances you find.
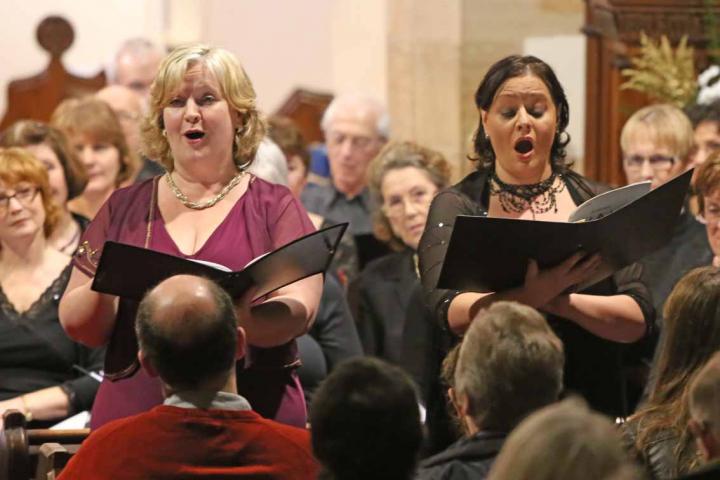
[0,147,103,426]
[1,120,89,255]
[694,153,720,266]
[621,104,713,397]
[353,141,451,363]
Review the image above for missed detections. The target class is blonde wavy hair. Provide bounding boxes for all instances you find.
[620,103,695,165]
[140,44,266,171]
[368,141,451,250]
[0,147,61,237]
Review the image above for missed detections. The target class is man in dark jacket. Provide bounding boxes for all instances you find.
[415,301,565,480]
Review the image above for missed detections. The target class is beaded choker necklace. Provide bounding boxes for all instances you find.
[488,170,565,214]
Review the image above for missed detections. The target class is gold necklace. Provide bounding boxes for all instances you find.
[165,171,245,210]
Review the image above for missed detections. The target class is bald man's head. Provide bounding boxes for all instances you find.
[136,275,240,390]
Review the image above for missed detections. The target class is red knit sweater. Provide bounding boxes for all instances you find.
[58,405,318,479]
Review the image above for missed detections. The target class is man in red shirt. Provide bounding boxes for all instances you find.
[59,275,318,479]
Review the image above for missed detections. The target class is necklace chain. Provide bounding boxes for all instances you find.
[489,171,565,214]
[165,171,245,210]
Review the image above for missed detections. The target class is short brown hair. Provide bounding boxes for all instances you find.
[140,44,266,171]
[51,97,139,186]
[368,141,452,250]
[455,301,564,432]
[0,120,88,200]
[695,151,720,214]
[267,116,310,172]
[0,147,61,237]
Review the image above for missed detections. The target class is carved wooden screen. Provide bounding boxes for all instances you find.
[583,0,720,186]
[0,16,106,131]
[274,88,333,144]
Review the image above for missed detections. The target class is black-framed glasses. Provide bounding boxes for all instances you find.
[0,185,40,216]
[623,154,676,172]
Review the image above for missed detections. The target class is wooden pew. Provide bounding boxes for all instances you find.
[0,410,89,480]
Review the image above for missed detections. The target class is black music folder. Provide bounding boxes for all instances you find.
[437,169,693,293]
[92,223,348,301]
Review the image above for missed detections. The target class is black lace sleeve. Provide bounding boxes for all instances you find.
[612,262,655,338]
[418,189,481,329]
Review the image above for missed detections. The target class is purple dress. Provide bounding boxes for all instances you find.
[73,175,315,429]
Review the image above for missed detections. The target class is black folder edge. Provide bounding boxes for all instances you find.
[91,222,349,302]
[436,169,693,293]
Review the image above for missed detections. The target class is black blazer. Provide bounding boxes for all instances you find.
[352,250,417,364]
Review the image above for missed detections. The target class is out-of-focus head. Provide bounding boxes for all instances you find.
[651,267,720,403]
[620,104,694,189]
[135,275,243,391]
[247,138,289,186]
[474,55,570,177]
[694,153,720,259]
[368,141,451,251]
[141,44,265,172]
[455,301,564,433]
[685,100,720,168]
[487,398,637,480]
[51,97,138,193]
[267,116,310,198]
[96,85,144,155]
[112,38,164,103]
[321,93,388,196]
[0,120,87,206]
[0,147,60,238]
[688,351,720,462]
[310,357,422,480]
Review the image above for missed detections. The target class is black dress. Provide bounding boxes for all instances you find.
[418,168,654,418]
[0,265,105,425]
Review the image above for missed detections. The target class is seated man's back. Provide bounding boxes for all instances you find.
[60,399,316,479]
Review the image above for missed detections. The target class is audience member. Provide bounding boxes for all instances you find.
[678,352,720,479]
[0,148,103,427]
[58,275,318,479]
[310,357,423,480]
[59,44,322,430]
[686,100,720,168]
[110,37,164,104]
[353,141,451,363]
[623,267,720,479]
[693,153,720,267]
[51,97,140,219]
[96,84,165,182]
[302,93,389,236]
[416,301,564,480]
[419,55,652,419]
[620,104,712,399]
[488,398,640,480]
[247,129,363,404]
[268,115,360,286]
[0,120,89,255]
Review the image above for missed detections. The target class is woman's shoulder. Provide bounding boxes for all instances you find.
[562,169,612,198]
[361,250,413,278]
[106,176,157,207]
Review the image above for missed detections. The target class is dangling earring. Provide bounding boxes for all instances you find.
[162,129,167,138]
[233,124,250,170]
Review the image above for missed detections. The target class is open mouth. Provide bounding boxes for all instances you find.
[184,130,205,140]
[514,138,534,154]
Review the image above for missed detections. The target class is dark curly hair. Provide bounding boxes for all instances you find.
[472,55,571,171]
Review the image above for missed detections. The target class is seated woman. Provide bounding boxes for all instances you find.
[51,97,140,219]
[623,267,720,479]
[1,120,89,254]
[621,105,712,383]
[0,147,103,427]
[419,55,652,418]
[353,141,451,362]
[694,152,720,266]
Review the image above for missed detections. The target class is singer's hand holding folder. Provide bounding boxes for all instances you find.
[437,169,693,293]
[91,223,348,301]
